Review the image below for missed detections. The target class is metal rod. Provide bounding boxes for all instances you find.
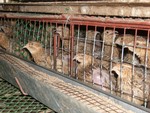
[70,24,74,76]
[53,34,57,71]
[49,22,53,68]
[83,25,88,82]
[91,26,97,84]
[1,14,150,29]
[144,30,150,107]
[109,27,116,93]
[131,29,138,102]
[99,27,105,89]
[15,77,28,96]
[120,28,126,97]
[75,25,80,79]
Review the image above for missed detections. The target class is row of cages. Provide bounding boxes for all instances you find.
[0,15,150,109]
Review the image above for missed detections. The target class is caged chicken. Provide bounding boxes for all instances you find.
[115,34,146,46]
[73,53,93,70]
[99,30,120,70]
[23,41,52,69]
[73,53,99,80]
[23,41,70,74]
[101,30,118,45]
[75,30,101,57]
[123,51,140,65]
[0,28,32,61]
[115,34,146,65]
[111,63,150,105]
[126,40,150,68]
[101,30,120,60]
[73,53,102,82]
[0,32,12,51]
[73,53,117,93]
[0,21,16,38]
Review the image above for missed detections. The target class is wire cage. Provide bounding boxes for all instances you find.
[0,14,150,111]
[0,78,55,113]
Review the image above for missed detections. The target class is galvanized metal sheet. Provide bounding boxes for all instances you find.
[0,53,149,113]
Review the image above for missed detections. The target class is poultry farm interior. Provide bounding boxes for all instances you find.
[1,1,150,113]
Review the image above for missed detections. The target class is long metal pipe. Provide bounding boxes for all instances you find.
[0,13,150,29]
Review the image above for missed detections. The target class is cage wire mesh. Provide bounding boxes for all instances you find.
[0,78,56,113]
[0,16,150,109]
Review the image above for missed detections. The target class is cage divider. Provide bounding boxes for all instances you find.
[70,24,74,76]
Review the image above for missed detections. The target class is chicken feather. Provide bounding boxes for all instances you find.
[111,63,150,105]
[101,30,120,61]
[23,41,70,73]
[127,40,150,68]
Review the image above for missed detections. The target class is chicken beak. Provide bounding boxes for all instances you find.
[73,58,81,64]
[115,31,118,33]
[114,31,118,35]
[55,29,61,35]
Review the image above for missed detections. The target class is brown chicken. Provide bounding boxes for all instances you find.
[56,25,70,40]
[126,40,150,68]
[0,32,11,51]
[1,26,14,38]
[73,53,94,81]
[115,34,146,65]
[23,41,52,69]
[111,63,150,105]
[86,30,101,41]
[74,54,109,71]
[73,53,117,93]
[23,41,69,73]
[123,50,140,65]
[101,30,118,44]
[75,30,101,57]
[0,21,16,38]
[101,30,120,59]
[100,30,121,70]
[0,31,32,60]
[115,34,146,46]
[75,30,117,70]
[73,53,93,69]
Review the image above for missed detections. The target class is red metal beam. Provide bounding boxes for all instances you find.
[0,14,150,29]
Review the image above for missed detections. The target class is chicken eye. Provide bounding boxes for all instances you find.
[106,31,109,34]
[76,60,81,64]
[136,42,139,45]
